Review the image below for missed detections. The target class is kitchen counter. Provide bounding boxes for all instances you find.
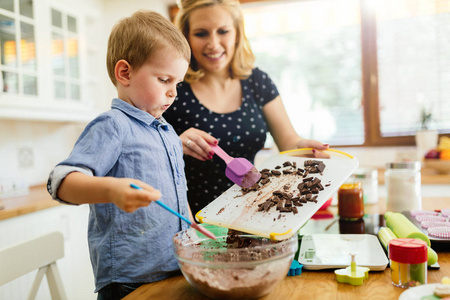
[123,197,450,300]
[0,185,60,221]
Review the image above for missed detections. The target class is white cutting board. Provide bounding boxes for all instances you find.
[298,234,388,270]
[196,149,359,240]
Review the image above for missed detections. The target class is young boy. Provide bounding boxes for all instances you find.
[47,10,191,299]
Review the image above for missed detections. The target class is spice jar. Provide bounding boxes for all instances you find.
[389,238,427,288]
[338,182,364,220]
[354,168,378,204]
[385,162,421,212]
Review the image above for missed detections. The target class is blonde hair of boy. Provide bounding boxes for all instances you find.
[174,0,255,83]
[107,10,191,86]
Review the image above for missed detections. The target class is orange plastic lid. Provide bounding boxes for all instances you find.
[388,238,427,264]
[339,182,362,190]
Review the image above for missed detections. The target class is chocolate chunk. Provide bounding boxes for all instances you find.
[317,162,326,172]
[283,161,292,167]
[271,170,281,176]
[275,165,281,169]
[292,207,298,214]
[260,178,270,185]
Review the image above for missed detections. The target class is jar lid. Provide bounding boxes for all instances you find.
[386,161,421,171]
[388,238,427,264]
[339,182,362,190]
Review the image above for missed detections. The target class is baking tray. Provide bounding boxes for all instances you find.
[402,210,450,243]
[196,149,359,240]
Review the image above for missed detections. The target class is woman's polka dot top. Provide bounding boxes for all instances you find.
[164,68,279,215]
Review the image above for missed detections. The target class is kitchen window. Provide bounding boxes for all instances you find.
[241,0,450,146]
[0,0,37,96]
[51,8,80,101]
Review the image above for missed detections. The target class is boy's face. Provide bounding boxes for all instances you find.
[123,48,188,118]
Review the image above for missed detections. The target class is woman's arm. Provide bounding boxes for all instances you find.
[57,172,161,212]
[263,96,329,155]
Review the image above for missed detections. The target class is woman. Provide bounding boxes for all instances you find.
[164,0,329,215]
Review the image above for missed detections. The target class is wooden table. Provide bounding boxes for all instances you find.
[124,197,450,300]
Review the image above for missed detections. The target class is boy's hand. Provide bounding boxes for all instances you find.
[110,179,161,213]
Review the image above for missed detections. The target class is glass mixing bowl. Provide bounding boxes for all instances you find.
[173,225,298,300]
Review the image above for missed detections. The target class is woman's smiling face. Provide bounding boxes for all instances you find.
[188,5,237,75]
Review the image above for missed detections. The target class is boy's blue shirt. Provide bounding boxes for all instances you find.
[47,98,190,292]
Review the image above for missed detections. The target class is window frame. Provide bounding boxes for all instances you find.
[170,0,450,147]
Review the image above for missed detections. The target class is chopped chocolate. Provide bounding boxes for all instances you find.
[282,161,292,167]
[271,170,281,176]
[245,159,328,216]
[260,178,271,185]
[317,162,326,172]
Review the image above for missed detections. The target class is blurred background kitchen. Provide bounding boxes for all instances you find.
[0,0,449,299]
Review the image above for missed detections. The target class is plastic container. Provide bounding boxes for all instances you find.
[338,182,364,220]
[389,238,427,288]
[385,162,421,212]
[354,168,378,204]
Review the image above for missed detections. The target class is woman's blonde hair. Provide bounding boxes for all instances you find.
[174,0,255,83]
[107,10,191,86]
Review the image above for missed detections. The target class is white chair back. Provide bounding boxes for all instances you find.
[0,231,67,300]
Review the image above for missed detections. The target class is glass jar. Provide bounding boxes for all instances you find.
[354,168,378,204]
[389,238,427,288]
[338,182,364,220]
[385,162,421,212]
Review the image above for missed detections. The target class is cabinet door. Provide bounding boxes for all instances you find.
[0,0,103,122]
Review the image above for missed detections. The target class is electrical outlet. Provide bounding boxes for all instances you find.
[17,145,34,169]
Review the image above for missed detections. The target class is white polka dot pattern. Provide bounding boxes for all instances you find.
[164,68,279,214]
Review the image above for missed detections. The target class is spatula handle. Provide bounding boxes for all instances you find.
[210,144,233,164]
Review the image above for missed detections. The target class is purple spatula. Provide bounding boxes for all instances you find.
[210,144,261,188]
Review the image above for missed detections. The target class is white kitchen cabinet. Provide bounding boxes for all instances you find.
[0,0,105,123]
[0,204,96,300]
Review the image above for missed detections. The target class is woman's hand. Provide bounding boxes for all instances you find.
[297,138,330,158]
[180,128,218,161]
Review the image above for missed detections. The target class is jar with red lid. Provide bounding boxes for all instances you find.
[388,238,427,288]
[337,182,364,220]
